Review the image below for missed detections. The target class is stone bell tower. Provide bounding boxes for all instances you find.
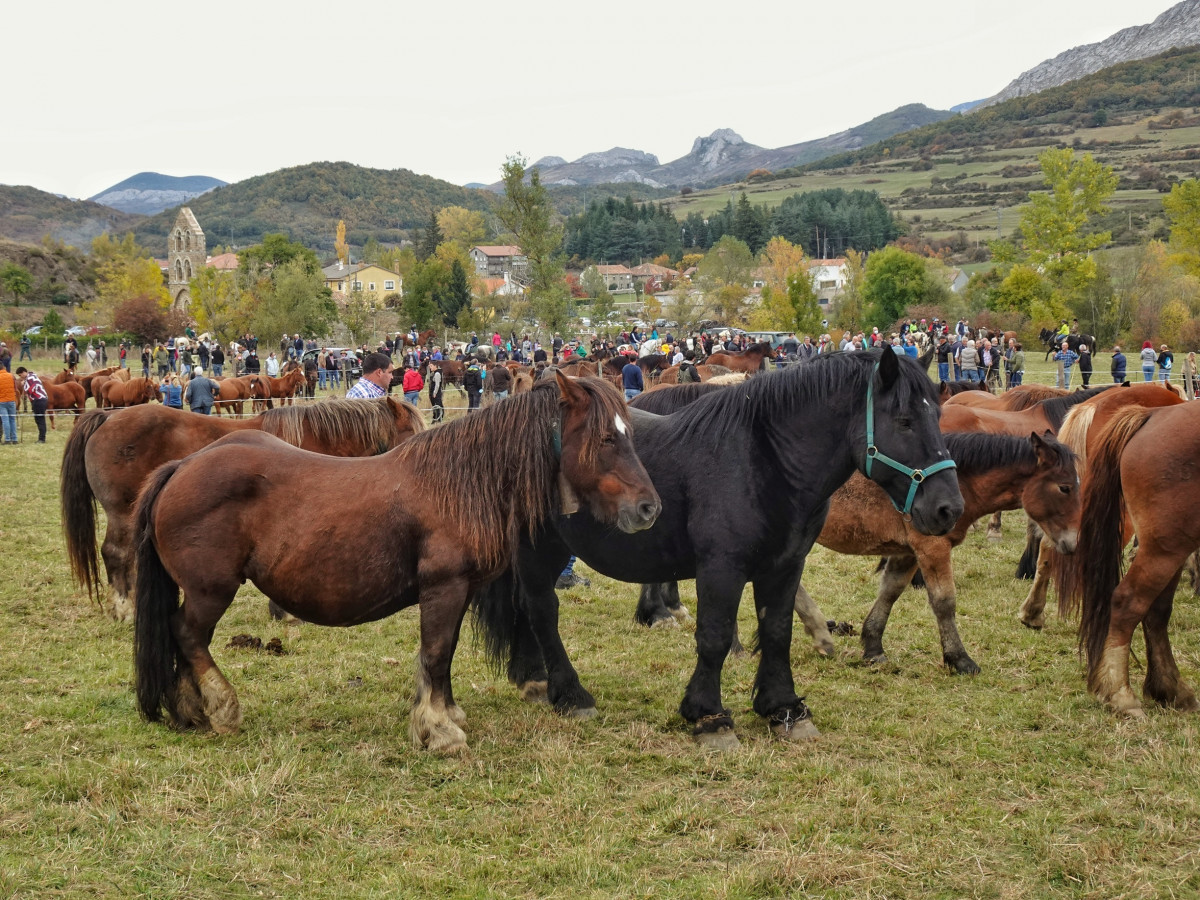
[167,207,206,308]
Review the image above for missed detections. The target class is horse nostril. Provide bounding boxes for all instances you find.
[638,499,659,521]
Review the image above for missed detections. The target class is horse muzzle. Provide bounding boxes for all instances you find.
[618,497,661,534]
[1053,528,1079,555]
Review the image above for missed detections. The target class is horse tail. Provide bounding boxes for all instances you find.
[471,569,520,675]
[133,460,184,723]
[60,409,109,599]
[1072,407,1151,684]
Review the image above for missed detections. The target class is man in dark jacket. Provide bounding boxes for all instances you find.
[428,360,445,423]
[1111,346,1126,383]
[463,360,483,411]
[489,363,512,399]
[622,359,644,400]
[184,366,219,414]
[244,350,261,374]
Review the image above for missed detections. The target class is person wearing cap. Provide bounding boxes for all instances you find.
[184,366,219,415]
[1110,345,1126,383]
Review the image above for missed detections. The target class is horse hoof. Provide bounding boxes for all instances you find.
[568,705,598,720]
[948,658,981,676]
[986,530,1003,541]
[771,717,820,742]
[694,728,740,752]
[814,639,835,657]
[863,652,889,666]
[669,605,693,624]
[650,616,679,630]
[1020,616,1044,631]
[1118,706,1147,720]
[519,680,549,704]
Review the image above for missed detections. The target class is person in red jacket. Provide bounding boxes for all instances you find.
[401,365,424,405]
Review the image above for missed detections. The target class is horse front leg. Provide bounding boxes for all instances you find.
[410,576,472,754]
[1019,535,1058,629]
[915,542,979,674]
[861,555,919,666]
[514,545,597,717]
[986,510,1003,541]
[635,582,678,627]
[680,566,747,750]
[753,567,819,742]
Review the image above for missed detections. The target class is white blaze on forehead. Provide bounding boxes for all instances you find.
[614,414,628,436]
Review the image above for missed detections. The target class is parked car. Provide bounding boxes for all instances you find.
[23,325,43,336]
[63,326,88,337]
[301,347,363,379]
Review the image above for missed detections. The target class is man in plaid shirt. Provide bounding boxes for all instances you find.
[346,352,394,399]
[15,367,47,442]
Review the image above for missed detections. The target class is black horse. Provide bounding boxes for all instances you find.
[474,347,963,749]
[1039,328,1096,360]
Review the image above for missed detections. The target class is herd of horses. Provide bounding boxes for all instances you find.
[49,343,1200,754]
[35,363,312,427]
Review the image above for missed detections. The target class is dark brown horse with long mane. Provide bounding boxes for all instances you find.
[1067,401,1200,718]
[132,373,660,753]
[61,397,425,621]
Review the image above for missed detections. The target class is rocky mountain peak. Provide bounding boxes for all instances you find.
[981,0,1200,107]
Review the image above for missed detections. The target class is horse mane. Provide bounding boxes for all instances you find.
[630,382,728,413]
[1056,404,1096,471]
[1003,385,1067,410]
[1038,385,1111,430]
[943,431,1073,478]
[397,378,627,568]
[259,397,423,451]
[675,350,928,445]
[707,372,750,386]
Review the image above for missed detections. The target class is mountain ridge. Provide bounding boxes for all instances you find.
[88,172,227,215]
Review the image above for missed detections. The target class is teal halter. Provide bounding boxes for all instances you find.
[864,362,957,516]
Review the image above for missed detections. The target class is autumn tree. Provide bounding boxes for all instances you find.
[86,233,171,325]
[834,249,867,334]
[335,220,349,264]
[862,246,935,326]
[0,261,32,306]
[437,206,488,249]
[697,235,754,323]
[341,288,372,346]
[189,266,247,341]
[249,257,337,340]
[498,155,570,334]
[113,295,170,343]
[1163,179,1200,277]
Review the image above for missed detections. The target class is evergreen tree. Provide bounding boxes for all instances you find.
[440,258,472,326]
[416,211,443,262]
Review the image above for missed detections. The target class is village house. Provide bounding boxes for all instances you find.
[628,262,678,293]
[469,245,528,278]
[806,258,849,306]
[321,261,402,304]
[592,264,636,294]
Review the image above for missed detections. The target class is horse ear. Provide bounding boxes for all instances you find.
[877,343,900,389]
[938,381,951,404]
[1029,431,1055,466]
[554,369,587,409]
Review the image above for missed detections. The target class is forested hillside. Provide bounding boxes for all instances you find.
[130,162,497,254]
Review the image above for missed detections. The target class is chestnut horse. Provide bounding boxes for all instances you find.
[132,373,661,753]
[256,366,307,410]
[704,340,773,374]
[61,397,425,621]
[212,375,267,416]
[400,329,437,348]
[1070,401,1200,718]
[101,377,158,409]
[1016,380,1186,629]
[44,380,87,423]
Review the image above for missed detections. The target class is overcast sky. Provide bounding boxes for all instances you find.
[1,0,1180,199]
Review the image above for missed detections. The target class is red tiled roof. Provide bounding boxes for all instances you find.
[473,245,523,257]
[596,264,633,275]
[629,263,678,277]
[207,252,239,270]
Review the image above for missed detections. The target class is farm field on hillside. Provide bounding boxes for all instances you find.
[1,362,1198,898]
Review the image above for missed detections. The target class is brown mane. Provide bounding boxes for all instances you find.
[259,397,424,451]
[1003,385,1068,410]
[397,377,628,568]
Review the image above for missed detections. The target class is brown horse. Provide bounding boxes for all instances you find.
[61,397,425,621]
[802,431,1080,674]
[944,384,1068,410]
[258,366,307,410]
[131,373,660,753]
[44,380,87,422]
[1069,401,1200,718]
[400,329,437,348]
[654,363,734,385]
[101,377,158,409]
[704,340,773,374]
[212,375,267,416]
[1017,380,1186,629]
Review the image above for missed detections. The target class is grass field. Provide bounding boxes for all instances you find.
[2,356,1198,898]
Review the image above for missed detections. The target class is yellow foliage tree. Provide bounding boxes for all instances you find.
[85,233,171,324]
[437,206,488,249]
[335,220,349,264]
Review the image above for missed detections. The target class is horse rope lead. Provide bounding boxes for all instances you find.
[864,359,957,517]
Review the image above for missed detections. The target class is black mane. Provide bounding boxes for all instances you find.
[944,431,1074,477]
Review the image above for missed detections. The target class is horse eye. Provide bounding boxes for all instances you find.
[1059,484,1072,494]
[602,434,616,445]
[896,417,912,429]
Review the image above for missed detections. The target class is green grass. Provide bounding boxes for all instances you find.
[1,358,1198,898]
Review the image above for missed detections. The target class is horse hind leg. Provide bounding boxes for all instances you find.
[1141,569,1198,712]
[986,511,1003,541]
[794,582,835,657]
[918,548,979,674]
[172,591,242,733]
[861,555,918,666]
